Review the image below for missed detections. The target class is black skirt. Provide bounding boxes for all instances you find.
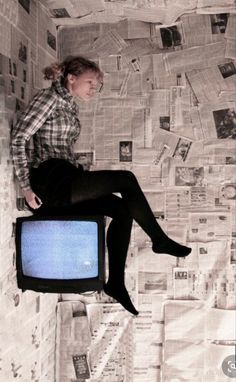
[30,158,83,208]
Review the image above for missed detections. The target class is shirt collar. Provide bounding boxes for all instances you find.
[52,76,73,102]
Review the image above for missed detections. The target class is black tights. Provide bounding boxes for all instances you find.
[31,164,191,315]
[71,170,167,243]
[53,191,138,315]
[70,170,191,255]
[69,170,191,314]
[59,193,133,285]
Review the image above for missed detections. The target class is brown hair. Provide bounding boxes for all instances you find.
[42,56,103,84]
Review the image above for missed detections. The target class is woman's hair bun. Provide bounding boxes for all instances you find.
[42,62,64,80]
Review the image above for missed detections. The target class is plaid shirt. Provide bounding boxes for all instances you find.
[11,77,81,191]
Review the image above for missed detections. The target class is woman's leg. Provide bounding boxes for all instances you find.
[30,161,138,314]
[58,194,138,315]
[71,170,191,257]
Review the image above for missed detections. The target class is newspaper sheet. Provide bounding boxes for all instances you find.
[150,21,184,51]
[100,70,131,98]
[86,303,133,381]
[198,101,236,139]
[92,29,128,57]
[169,85,197,139]
[38,3,57,60]
[225,13,236,40]
[121,39,154,71]
[0,165,13,245]
[165,186,191,220]
[152,54,185,89]
[149,88,170,122]
[132,294,165,381]
[0,0,18,24]
[123,0,197,25]
[89,103,138,161]
[18,0,37,62]
[131,108,152,149]
[51,8,123,26]
[100,19,151,40]
[10,25,29,77]
[56,301,92,381]
[142,190,165,218]
[33,46,57,90]
[186,63,236,104]
[177,240,230,270]
[206,308,236,340]
[153,130,193,167]
[99,55,128,73]
[0,282,58,381]
[58,24,100,59]
[173,266,236,309]
[162,300,206,380]
[150,85,197,142]
[202,139,236,165]
[73,98,100,154]
[197,0,236,13]
[163,41,226,74]
[162,300,236,381]
[181,13,225,48]
[127,163,162,192]
[122,7,166,24]
[137,246,177,296]
[188,211,231,242]
[168,162,236,196]
[168,162,205,187]
[226,37,236,59]
[3,46,30,105]
[41,0,105,18]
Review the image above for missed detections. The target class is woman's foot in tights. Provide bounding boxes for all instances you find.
[152,237,192,258]
[103,282,139,316]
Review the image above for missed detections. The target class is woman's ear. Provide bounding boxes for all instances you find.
[67,73,76,84]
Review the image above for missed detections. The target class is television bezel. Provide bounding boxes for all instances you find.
[15,215,106,294]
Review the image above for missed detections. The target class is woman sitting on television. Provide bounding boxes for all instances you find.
[11,56,191,315]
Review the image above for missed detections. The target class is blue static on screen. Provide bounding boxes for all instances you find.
[21,221,99,279]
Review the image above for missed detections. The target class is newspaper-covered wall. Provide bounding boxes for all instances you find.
[56,3,236,382]
[0,2,59,382]
[1,0,236,381]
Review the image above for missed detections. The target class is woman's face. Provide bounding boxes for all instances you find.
[67,70,101,101]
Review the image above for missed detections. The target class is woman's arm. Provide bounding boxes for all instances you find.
[11,88,57,207]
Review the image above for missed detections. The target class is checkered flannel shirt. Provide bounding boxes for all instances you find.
[11,77,81,191]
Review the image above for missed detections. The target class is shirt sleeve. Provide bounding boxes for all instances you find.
[11,88,57,191]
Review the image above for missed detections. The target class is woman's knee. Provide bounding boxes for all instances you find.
[110,195,130,217]
[118,170,138,186]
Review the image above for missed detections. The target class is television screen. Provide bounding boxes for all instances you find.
[15,215,105,293]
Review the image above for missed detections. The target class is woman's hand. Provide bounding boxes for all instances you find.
[23,189,42,209]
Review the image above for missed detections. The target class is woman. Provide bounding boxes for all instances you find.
[11,56,191,315]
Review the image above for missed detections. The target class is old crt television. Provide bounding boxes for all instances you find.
[15,215,105,293]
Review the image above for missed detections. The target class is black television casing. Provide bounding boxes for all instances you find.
[15,215,105,294]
